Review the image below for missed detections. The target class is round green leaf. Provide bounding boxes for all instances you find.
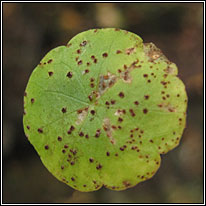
[23,28,187,191]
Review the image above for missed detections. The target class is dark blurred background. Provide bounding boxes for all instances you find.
[3,2,203,203]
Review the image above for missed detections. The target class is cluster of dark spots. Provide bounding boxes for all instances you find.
[62,149,66,154]
[118,92,125,98]
[130,134,133,138]
[75,57,79,61]
[115,153,119,156]
[89,158,94,163]
[95,129,101,137]
[57,136,62,141]
[129,109,136,117]
[106,152,110,156]
[131,146,138,150]
[61,165,64,170]
[123,181,131,187]
[118,126,122,129]
[61,107,67,113]
[67,125,75,134]
[43,62,46,65]
[144,95,150,100]
[77,49,81,54]
[147,80,151,83]
[162,137,165,141]
[143,74,148,78]
[67,71,73,78]
[37,128,43,133]
[77,60,83,65]
[177,94,180,97]
[149,139,154,143]
[79,131,84,137]
[102,52,108,58]
[48,71,53,76]
[80,40,87,47]
[85,134,89,139]
[87,62,91,66]
[26,125,30,130]
[83,184,87,187]
[123,64,127,70]
[96,164,102,170]
[90,110,95,115]
[126,47,135,55]
[44,145,49,150]
[47,59,53,64]
[31,98,35,103]
[143,108,148,114]
[70,149,77,155]
[71,177,75,181]
[116,50,122,54]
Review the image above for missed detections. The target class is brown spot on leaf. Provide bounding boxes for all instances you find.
[126,47,135,55]
[143,108,148,114]
[89,158,94,163]
[102,53,108,57]
[44,145,49,150]
[96,164,102,170]
[37,128,43,133]
[48,71,53,76]
[58,136,62,141]
[78,60,82,65]
[144,95,149,100]
[67,72,73,78]
[80,40,87,47]
[95,129,101,138]
[118,92,124,98]
[62,107,67,113]
[123,181,131,187]
[47,59,53,64]
[31,98,35,103]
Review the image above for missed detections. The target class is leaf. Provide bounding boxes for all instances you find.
[23,28,188,191]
